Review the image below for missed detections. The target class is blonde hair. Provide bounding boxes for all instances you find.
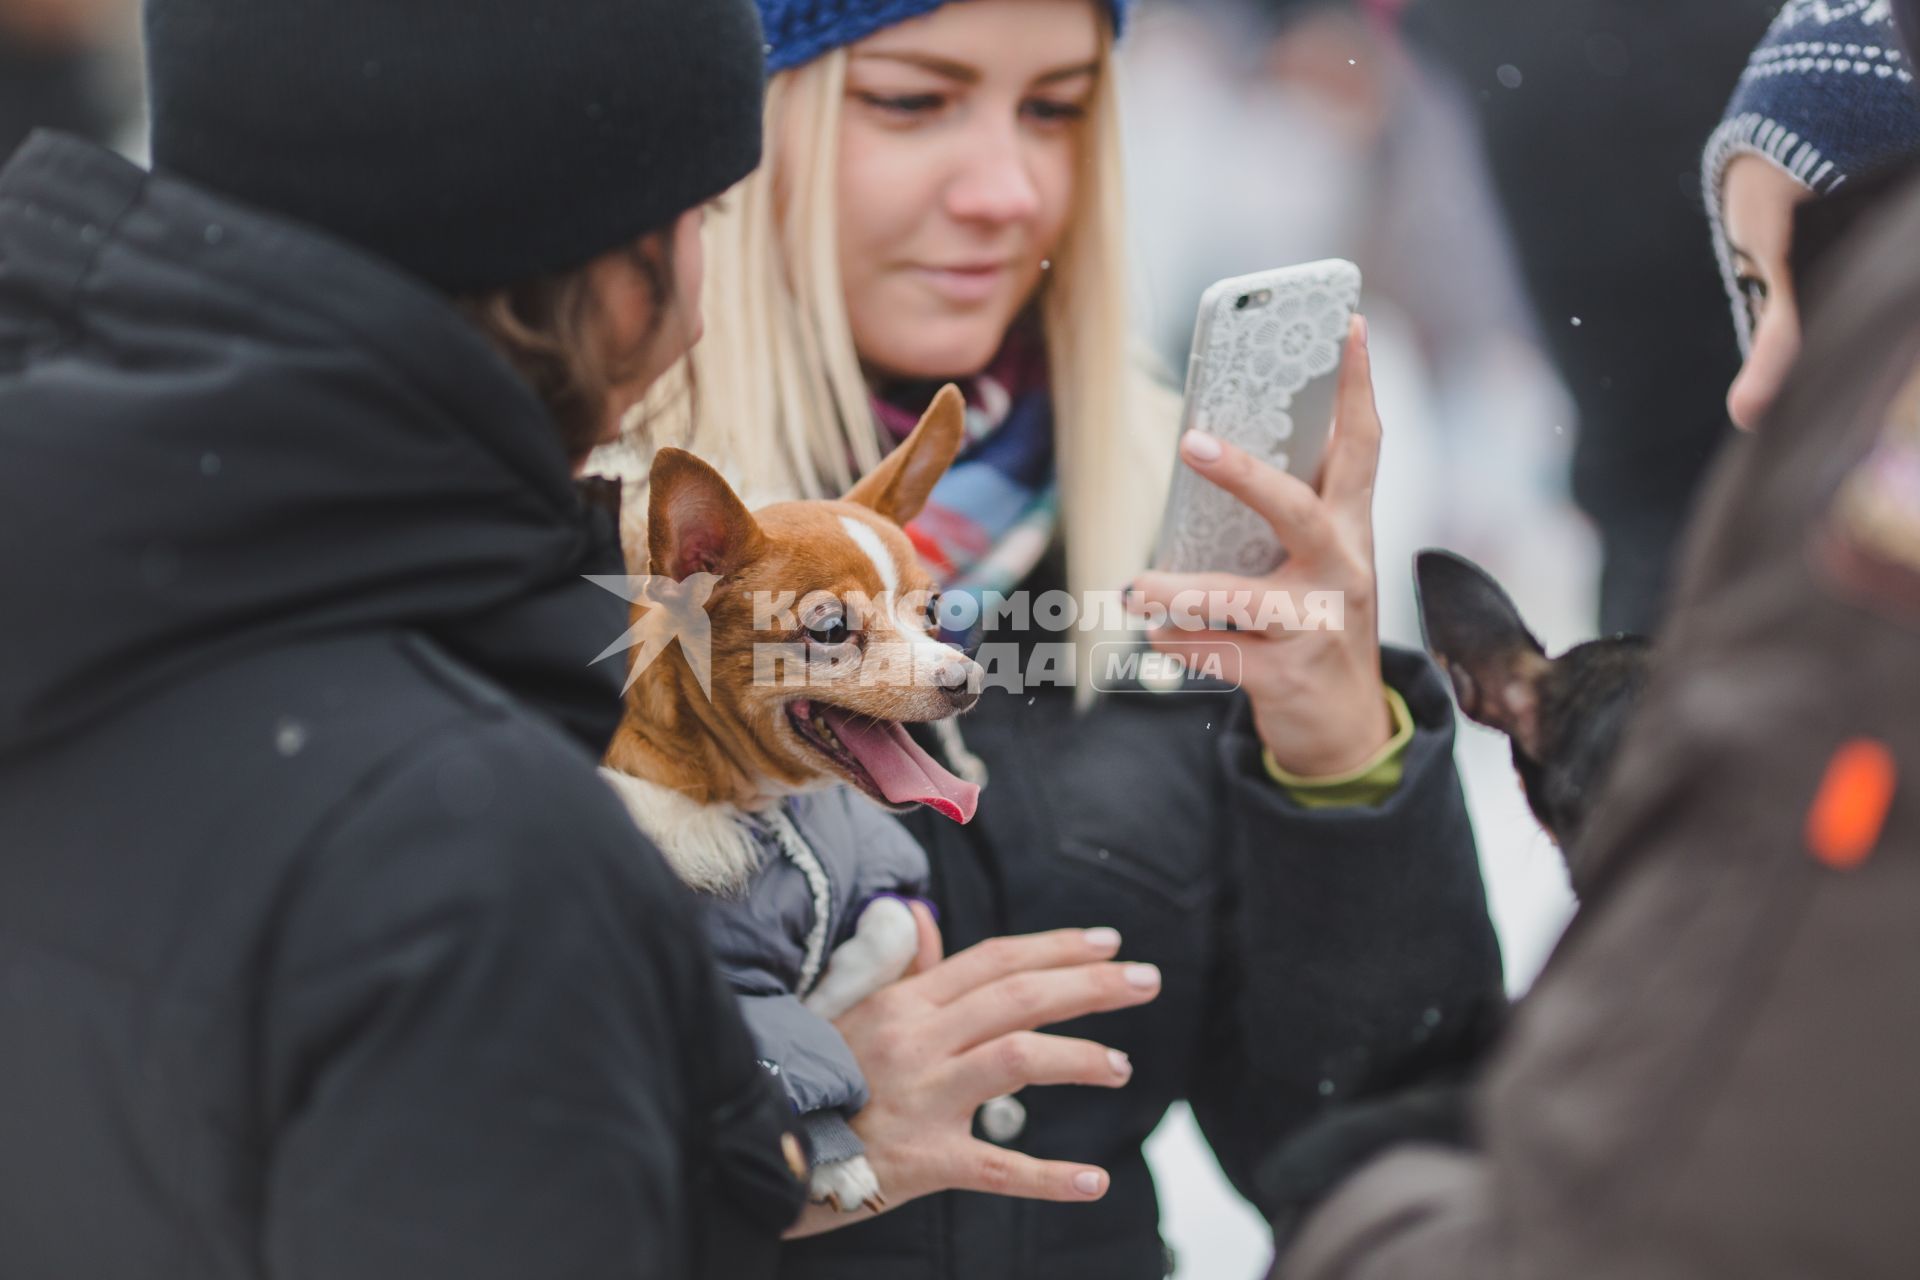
[591,20,1178,680]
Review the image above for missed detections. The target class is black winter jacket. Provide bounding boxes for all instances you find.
[0,134,803,1279]
[780,574,1505,1279]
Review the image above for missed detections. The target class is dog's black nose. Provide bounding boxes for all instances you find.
[937,656,981,711]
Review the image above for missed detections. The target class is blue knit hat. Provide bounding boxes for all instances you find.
[758,0,1131,74]
[1704,0,1920,352]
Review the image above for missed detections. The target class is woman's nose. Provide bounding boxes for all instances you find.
[1725,367,1770,434]
[1727,311,1802,433]
[946,123,1042,226]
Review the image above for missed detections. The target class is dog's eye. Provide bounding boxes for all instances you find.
[921,591,942,632]
[804,610,851,647]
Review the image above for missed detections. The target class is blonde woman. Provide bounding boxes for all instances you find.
[595,1,1504,1273]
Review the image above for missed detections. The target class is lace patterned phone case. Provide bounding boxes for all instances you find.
[1151,259,1362,576]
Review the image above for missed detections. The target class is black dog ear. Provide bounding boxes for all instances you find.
[1414,550,1550,759]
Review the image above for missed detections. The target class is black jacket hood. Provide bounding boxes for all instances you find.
[0,132,630,756]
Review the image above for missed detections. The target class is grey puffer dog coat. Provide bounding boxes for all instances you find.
[709,789,931,1162]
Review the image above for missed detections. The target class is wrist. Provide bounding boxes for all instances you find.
[785,1201,855,1240]
[1260,686,1395,778]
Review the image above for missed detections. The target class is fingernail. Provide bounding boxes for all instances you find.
[1124,963,1161,990]
[1181,430,1223,463]
[1108,1049,1132,1079]
[1356,314,1369,348]
[1083,927,1121,952]
[1074,1170,1107,1196]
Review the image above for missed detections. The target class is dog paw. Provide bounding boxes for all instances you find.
[810,1154,885,1215]
[804,895,920,1020]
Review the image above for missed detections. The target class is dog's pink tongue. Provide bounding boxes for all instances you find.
[820,708,980,823]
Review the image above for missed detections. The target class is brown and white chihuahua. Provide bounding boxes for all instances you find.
[603,385,980,884]
[601,387,981,1211]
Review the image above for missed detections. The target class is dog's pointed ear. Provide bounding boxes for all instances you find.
[845,383,966,524]
[647,448,766,582]
[1415,549,1551,759]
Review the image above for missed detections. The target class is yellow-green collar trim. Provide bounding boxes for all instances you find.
[1265,686,1416,811]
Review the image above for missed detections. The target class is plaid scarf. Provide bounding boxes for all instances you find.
[871,331,1057,640]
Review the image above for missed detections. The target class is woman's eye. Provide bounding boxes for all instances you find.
[1022,97,1088,126]
[855,91,946,118]
[1736,273,1770,321]
[805,613,851,647]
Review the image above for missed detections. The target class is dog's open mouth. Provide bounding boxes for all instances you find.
[786,699,980,823]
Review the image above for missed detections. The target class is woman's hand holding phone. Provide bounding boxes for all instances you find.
[1129,316,1395,778]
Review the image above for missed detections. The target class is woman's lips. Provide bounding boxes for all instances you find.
[911,262,1013,304]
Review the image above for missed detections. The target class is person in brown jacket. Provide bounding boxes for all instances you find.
[1266,5,1920,1276]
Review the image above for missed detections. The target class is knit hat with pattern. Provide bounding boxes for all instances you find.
[1703,0,1920,351]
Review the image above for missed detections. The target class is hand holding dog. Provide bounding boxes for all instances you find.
[784,905,1157,1238]
[1131,317,1394,778]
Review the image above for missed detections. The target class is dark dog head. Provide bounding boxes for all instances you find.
[1415,550,1652,851]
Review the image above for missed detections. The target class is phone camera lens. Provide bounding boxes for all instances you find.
[1234,294,1250,310]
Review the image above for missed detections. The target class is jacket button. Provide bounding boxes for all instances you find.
[978,1093,1027,1143]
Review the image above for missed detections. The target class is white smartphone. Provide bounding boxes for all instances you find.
[1150,259,1362,576]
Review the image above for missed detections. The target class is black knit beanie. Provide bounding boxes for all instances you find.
[144,0,767,294]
